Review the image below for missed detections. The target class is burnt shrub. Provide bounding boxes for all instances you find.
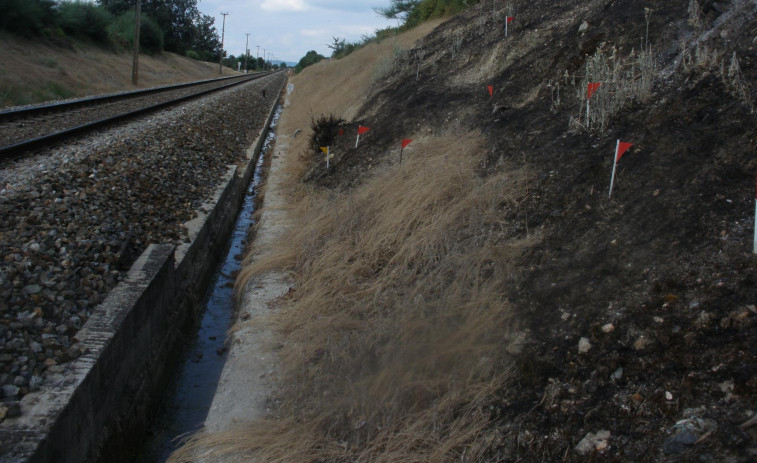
[310,114,345,155]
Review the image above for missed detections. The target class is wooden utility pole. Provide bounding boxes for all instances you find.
[131,0,141,85]
[218,12,228,75]
[244,33,250,73]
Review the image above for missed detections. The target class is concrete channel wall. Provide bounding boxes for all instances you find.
[0,75,287,463]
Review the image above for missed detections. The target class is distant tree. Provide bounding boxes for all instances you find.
[58,1,113,43]
[107,9,164,54]
[0,0,57,36]
[189,14,220,60]
[294,50,326,73]
[326,36,345,57]
[374,0,420,21]
[98,0,220,56]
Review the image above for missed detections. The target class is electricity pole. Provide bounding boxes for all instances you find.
[244,33,250,73]
[256,45,260,71]
[131,0,141,85]
[218,12,228,75]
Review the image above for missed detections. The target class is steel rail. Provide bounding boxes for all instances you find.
[0,73,262,122]
[0,71,278,160]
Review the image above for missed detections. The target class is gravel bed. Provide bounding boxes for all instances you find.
[0,72,285,409]
[0,76,258,148]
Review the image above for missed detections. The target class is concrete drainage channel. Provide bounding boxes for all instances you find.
[0,78,286,463]
[137,105,282,462]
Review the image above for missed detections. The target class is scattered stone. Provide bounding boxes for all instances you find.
[633,335,652,351]
[663,429,697,454]
[663,413,718,454]
[578,21,589,33]
[578,337,592,354]
[601,323,615,333]
[4,401,21,418]
[22,284,41,296]
[575,430,610,455]
[2,384,19,398]
[611,367,623,381]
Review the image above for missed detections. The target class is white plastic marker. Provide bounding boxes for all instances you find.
[400,139,413,164]
[505,16,514,37]
[320,146,333,169]
[608,139,633,198]
[356,125,370,148]
[586,82,601,128]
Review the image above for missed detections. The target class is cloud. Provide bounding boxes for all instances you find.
[300,28,328,37]
[260,0,308,12]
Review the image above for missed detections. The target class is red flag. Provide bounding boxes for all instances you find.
[401,139,413,149]
[357,125,370,135]
[616,141,632,161]
[587,82,601,100]
[506,16,514,23]
[487,85,493,98]
[338,128,344,136]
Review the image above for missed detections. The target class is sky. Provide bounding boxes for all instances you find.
[195,0,399,64]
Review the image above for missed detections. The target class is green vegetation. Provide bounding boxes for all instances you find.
[107,10,164,55]
[294,50,327,73]
[58,1,113,43]
[324,0,473,63]
[0,0,222,62]
[376,0,481,28]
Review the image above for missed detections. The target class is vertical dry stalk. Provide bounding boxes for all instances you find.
[576,44,657,132]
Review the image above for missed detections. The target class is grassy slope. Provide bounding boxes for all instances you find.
[0,33,239,108]
[176,1,757,461]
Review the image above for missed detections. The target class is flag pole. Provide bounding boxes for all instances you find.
[505,18,508,37]
[586,100,591,129]
[400,146,403,165]
[326,146,330,169]
[609,139,620,198]
[753,172,757,254]
[355,133,360,148]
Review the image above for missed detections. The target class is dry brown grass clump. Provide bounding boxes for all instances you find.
[172,133,537,462]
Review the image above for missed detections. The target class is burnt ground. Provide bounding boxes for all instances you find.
[302,0,757,461]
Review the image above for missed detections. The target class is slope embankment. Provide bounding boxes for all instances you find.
[173,1,756,461]
[0,34,239,108]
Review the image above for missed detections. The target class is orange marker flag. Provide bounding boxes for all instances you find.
[609,140,633,198]
[399,139,413,165]
[587,82,602,100]
[487,85,493,98]
[356,125,370,148]
[616,141,633,161]
[586,82,602,128]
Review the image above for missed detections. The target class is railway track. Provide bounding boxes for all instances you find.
[0,71,275,160]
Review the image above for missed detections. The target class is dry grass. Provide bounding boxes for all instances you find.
[171,133,537,462]
[0,33,239,107]
[571,42,657,132]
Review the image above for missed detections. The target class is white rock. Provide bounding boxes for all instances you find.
[601,323,615,333]
[575,430,610,455]
[578,337,592,354]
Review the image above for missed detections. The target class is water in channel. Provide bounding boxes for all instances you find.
[136,105,282,462]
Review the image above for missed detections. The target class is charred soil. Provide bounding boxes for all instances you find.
[301,0,757,460]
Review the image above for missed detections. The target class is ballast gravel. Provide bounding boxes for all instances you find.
[0,72,286,406]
